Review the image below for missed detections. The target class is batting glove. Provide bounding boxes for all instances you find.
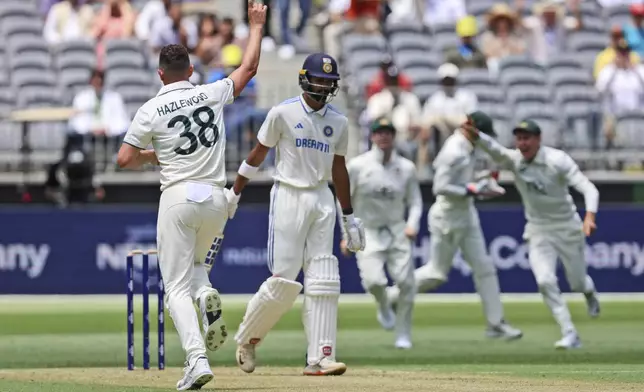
[224,188,240,219]
[342,214,365,252]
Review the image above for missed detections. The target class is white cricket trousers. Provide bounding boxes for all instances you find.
[417,204,505,326]
[525,219,596,335]
[357,222,415,337]
[268,181,336,279]
[157,182,228,364]
[358,223,414,290]
[268,181,342,364]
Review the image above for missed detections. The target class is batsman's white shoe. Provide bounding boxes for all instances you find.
[395,335,412,350]
[486,321,523,341]
[555,332,582,350]
[236,344,256,374]
[585,293,600,318]
[198,289,228,352]
[176,356,213,391]
[303,357,347,376]
[377,304,395,331]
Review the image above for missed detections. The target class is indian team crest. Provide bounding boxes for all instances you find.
[323,125,333,137]
[322,63,333,74]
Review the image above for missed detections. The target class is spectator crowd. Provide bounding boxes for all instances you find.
[2,0,644,206]
[324,0,644,174]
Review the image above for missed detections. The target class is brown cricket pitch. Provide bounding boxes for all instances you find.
[0,367,641,392]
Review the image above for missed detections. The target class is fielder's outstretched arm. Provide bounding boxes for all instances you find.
[475,133,517,169]
[561,152,599,233]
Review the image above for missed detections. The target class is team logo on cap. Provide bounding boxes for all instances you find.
[520,122,528,128]
[323,125,333,137]
[322,63,333,73]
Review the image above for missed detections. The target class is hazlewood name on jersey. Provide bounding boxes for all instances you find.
[123,78,234,191]
[156,92,209,116]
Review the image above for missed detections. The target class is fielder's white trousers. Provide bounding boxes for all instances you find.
[417,203,505,326]
[525,219,596,335]
[268,181,336,279]
[357,223,414,289]
[157,182,228,365]
[357,222,415,337]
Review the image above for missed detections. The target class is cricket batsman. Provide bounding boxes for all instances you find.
[339,117,421,349]
[116,2,267,389]
[225,52,365,376]
[395,111,523,340]
[463,119,600,349]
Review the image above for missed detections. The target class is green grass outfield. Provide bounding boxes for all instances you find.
[0,294,643,391]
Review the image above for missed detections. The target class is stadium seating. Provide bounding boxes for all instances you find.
[0,0,641,175]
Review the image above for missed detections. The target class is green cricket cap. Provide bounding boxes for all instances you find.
[468,111,496,137]
[513,119,541,135]
[370,117,396,134]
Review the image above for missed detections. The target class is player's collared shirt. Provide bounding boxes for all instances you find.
[257,95,349,188]
[123,79,234,191]
[346,147,422,231]
[477,133,599,225]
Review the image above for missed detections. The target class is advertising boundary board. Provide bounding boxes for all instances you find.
[0,206,643,294]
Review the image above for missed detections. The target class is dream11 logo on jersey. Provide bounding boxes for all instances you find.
[411,235,644,277]
[95,224,160,285]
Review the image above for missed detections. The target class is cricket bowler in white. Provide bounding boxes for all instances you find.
[116,2,267,389]
[403,111,523,340]
[225,53,365,376]
[340,118,421,349]
[463,118,600,349]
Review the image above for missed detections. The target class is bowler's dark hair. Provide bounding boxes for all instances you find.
[159,44,190,74]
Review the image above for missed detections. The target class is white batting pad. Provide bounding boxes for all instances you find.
[303,255,341,365]
[234,277,302,346]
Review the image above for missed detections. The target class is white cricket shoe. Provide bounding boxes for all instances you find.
[555,332,582,350]
[198,289,228,352]
[395,335,412,350]
[376,303,395,331]
[303,357,347,376]
[486,321,523,340]
[585,293,600,318]
[176,356,213,391]
[236,344,256,374]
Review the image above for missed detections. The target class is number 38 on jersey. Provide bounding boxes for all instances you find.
[170,106,219,156]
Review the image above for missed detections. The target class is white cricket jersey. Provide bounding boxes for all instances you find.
[477,133,599,225]
[347,147,422,231]
[257,95,349,188]
[123,79,234,191]
[431,131,478,215]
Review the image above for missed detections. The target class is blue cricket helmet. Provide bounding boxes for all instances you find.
[298,52,340,104]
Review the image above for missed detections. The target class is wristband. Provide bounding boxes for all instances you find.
[342,213,355,224]
[342,207,353,215]
[238,160,259,179]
